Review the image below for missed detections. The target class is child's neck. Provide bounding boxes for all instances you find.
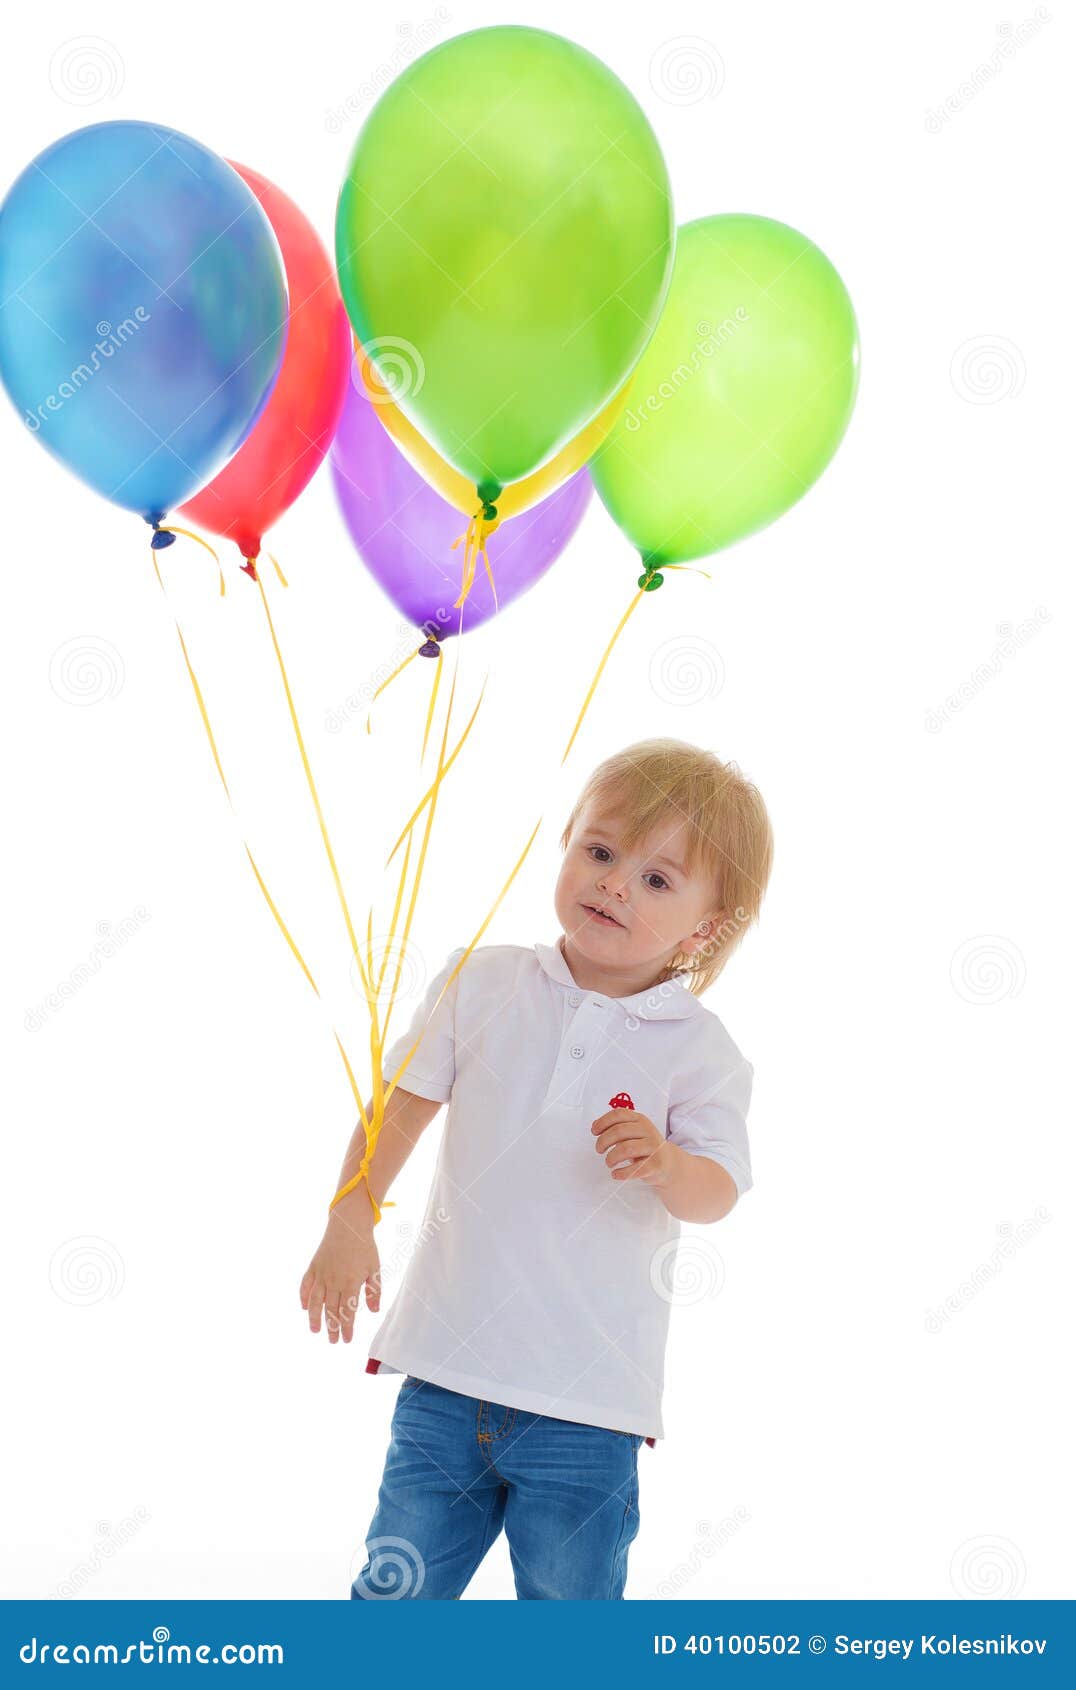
[558,933,673,1001]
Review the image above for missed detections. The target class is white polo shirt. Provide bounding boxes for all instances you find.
[364,939,754,1441]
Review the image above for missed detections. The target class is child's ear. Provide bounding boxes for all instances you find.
[682,909,729,955]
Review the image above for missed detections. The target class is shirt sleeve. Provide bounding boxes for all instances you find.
[380,946,467,1105]
[666,1058,754,1197]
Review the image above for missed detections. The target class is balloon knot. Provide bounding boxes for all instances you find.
[150,524,176,551]
[240,558,259,582]
[481,501,498,522]
[637,562,664,591]
[418,635,441,658]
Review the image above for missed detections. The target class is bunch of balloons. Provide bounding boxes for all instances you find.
[0,23,859,643]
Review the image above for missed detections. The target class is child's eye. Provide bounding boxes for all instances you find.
[587,845,612,862]
[644,873,669,892]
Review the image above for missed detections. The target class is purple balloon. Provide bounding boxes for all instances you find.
[330,364,591,640]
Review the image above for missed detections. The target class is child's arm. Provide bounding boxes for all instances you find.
[649,1145,739,1224]
[300,1086,442,1345]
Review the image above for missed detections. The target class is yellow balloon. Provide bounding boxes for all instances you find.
[353,341,630,521]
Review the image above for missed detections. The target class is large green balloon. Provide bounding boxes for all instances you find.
[335,26,674,502]
[590,215,859,570]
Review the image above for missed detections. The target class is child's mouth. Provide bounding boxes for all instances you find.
[582,903,622,927]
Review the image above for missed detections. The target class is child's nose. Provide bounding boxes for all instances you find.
[598,876,630,902]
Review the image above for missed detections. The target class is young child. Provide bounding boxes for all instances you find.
[301,737,773,1600]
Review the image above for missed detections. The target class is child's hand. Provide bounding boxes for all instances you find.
[300,1197,382,1345]
[591,1109,675,1188]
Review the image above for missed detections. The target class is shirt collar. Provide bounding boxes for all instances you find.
[533,938,702,1022]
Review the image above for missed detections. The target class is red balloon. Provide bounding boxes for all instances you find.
[180,162,350,559]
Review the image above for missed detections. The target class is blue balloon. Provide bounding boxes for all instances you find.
[0,121,288,525]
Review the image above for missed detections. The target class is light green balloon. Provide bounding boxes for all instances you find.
[591,215,859,569]
[336,25,674,502]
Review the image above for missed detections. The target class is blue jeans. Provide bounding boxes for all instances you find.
[352,1376,643,1600]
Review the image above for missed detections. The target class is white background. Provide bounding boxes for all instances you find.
[1,0,1071,1602]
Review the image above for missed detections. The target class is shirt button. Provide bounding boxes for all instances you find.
[570,1044,585,1059]
[568,993,581,1007]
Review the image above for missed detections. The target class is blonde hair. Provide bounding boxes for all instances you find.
[559,738,773,997]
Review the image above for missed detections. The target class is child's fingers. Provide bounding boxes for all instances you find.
[594,1121,656,1155]
[306,1279,326,1334]
[364,1265,381,1314]
[606,1137,655,1170]
[591,1109,647,1134]
[325,1288,343,1344]
[338,1289,360,1343]
[299,1268,314,1309]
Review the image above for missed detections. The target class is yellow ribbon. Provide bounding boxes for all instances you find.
[148,534,390,1228]
[560,563,712,764]
[450,509,500,613]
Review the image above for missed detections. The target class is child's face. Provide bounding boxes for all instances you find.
[554,805,722,981]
